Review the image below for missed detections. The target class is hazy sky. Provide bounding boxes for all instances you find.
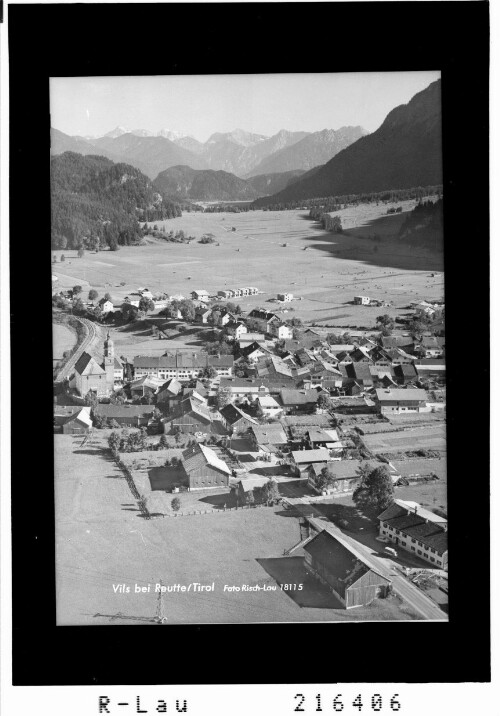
[50,71,441,141]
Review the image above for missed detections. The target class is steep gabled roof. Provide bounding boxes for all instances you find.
[61,407,93,428]
[303,531,390,592]
[182,443,231,475]
[220,403,258,426]
[74,352,105,376]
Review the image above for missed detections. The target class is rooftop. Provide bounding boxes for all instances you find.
[134,354,234,369]
[303,531,390,592]
[251,424,288,445]
[292,448,331,464]
[182,442,231,476]
[375,388,428,402]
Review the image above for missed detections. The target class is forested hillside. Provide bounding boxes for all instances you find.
[153,165,259,201]
[51,152,182,250]
[398,198,443,250]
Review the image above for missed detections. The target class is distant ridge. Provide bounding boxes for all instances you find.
[246,126,367,177]
[253,79,442,206]
[153,165,259,202]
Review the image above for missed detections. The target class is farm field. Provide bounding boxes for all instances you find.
[362,424,447,455]
[52,204,444,335]
[52,321,77,368]
[55,435,415,624]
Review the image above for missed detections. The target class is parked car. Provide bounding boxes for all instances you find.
[376,536,389,543]
[384,546,398,557]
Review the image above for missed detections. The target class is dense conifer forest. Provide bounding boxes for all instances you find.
[51,152,183,250]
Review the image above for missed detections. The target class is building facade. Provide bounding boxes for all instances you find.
[377,501,448,570]
[133,353,233,381]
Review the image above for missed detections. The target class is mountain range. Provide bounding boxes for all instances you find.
[253,79,442,206]
[51,124,366,185]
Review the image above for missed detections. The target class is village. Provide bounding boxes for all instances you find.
[53,271,448,623]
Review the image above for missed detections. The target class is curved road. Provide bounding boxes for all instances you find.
[55,316,100,383]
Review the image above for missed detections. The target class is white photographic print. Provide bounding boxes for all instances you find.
[50,72,447,625]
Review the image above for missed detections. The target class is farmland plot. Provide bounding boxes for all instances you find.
[362,424,447,455]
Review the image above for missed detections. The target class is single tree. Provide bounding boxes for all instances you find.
[262,478,280,505]
[376,314,394,330]
[60,254,66,262]
[88,289,98,304]
[317,393,332,411]
[104,292,112,302]
[201,366,218,379]
[108,431,121,453]
[159,434,169,449]
[72,285,83,296]
[315,464,337,492]
[210,310,221,327]
[77,248,85,259]
[139,296,155,314]
[171,497,181,512]
[353,464,394,514]
[215,387,231,410]
[84,390,99,409]
[72,297,84,314]
[246,490,255,507]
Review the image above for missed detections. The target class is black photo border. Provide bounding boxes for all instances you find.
[9,1,490,687]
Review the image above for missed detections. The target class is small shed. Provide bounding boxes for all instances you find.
[61,408,93,435]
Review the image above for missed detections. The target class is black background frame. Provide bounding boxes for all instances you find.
[9,1,490,686]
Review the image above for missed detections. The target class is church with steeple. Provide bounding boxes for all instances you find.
[70,332,124,397]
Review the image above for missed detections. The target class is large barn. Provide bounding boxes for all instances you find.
[303,530,392,609]
[164,396,213,435]
[181,443,231,490]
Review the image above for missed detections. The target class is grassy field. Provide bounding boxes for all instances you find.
[362,424,447,455]
[52,205,444,339]
[55,434,416,624]
[52,321,77,368]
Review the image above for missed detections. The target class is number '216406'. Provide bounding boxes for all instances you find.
[294,693,402,712]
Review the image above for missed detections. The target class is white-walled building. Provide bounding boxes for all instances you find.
[377,500,448,571]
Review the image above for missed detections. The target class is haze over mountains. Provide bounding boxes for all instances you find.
[51,124,366,185]
[51,79,441,204]
[253,79,442,206]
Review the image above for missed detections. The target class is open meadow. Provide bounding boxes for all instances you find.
[52,203,444,340]
[55,435,416,624]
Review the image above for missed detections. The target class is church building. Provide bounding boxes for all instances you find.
[70,332,123,397]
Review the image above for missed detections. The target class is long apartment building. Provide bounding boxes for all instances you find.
[133,353,233,381]
[377,500,448,571]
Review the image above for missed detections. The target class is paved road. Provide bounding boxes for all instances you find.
[286,498,447,621]
[55,316,100,383]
